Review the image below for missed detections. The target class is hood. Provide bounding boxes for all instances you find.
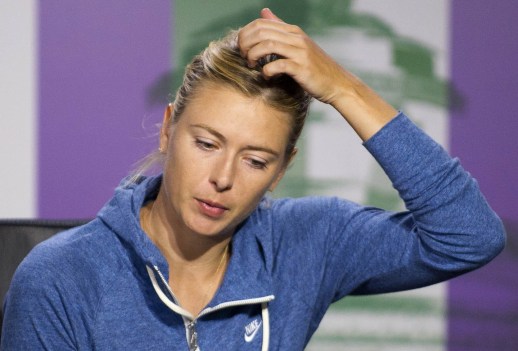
[97,175,169,276]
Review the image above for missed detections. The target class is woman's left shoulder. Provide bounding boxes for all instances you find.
[258,195,363,224]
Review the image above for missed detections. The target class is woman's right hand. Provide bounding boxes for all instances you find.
[238,8,398,141]
[239,9,351,107]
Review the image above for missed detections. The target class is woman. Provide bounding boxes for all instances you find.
[1,9,505,351]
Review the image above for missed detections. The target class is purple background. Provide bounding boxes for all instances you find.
[38,1,171,218]
[449,0,518,350]
[35,1,517,348]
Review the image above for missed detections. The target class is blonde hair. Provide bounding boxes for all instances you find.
[129,30,312,183]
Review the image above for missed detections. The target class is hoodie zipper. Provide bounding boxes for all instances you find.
[149,265,274,350]
[187,321,199,351]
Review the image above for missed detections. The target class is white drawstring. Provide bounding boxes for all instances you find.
[261,302,270,351]
[147,265,271,350]
[146,266,194,319]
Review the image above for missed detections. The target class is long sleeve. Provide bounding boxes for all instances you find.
[268,112,506,302]
[343,112,505,294]
[1,243,79,351]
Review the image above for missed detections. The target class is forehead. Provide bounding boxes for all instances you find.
[178,84,292,152]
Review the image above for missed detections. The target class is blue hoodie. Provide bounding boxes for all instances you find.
[1,113,506,350]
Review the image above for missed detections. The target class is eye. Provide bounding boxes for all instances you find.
[195,138,216,151]
[245,157,268,170]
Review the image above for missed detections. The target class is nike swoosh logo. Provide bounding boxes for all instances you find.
[244,321,262,343]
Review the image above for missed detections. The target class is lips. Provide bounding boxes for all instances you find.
[195,198,229,218]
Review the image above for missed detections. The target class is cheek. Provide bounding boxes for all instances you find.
[163,142,199,190]
[237,175,272,207]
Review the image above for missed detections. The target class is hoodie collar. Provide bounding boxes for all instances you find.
[210,210,275,305]
[97,175,275,304]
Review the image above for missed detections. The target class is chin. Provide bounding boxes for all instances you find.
[187,220,234,239]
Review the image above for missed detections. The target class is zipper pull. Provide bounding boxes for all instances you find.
[187,321,198,351]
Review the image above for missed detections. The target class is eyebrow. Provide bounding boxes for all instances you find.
[190,123,281,158]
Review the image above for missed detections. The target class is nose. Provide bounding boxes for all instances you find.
[209,155,235,192]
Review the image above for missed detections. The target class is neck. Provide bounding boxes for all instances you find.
[140,193,231,270]
[140,196,231,316]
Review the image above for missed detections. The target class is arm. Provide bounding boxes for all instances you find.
[240,9,506,294]
[346,112,505,294]
[1,244,78,350]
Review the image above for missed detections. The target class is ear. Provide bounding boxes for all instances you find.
[268,147,298,192]
[159,104,174,153]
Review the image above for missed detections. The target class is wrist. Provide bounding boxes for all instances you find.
[330,77,397,141]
